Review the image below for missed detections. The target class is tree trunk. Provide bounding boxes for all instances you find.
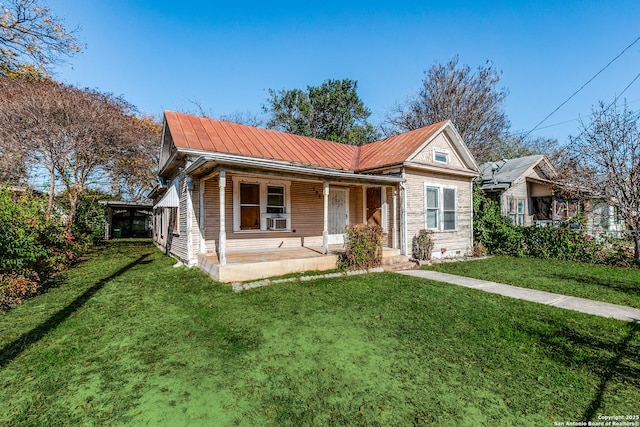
[66,189,78,236]
[46,164,55,221]
[634,234,640,261]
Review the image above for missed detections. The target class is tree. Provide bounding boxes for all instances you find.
[0,0,83,75]
[486,133,564,165]
[384,55,510,160]
[567,101,640,260]
[264,78,379,145]
[0,77,158,231]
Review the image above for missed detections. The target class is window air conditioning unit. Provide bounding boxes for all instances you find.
[267,217,287,230]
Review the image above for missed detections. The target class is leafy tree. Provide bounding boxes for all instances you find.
[384,55,510,160]
[0,0,83,75]
[0,77,158,232]
[264,78,379,145]
[567,101,640,261]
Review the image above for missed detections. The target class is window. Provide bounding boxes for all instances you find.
[433,149,450,164]
[171,207,179,232]
[240,183,260,230]
[443,188,456,230]
[508,198,525,225]
[426,187,439,229]
[266,185,285,214]
[233,177,291,231]
[425,185,456,231]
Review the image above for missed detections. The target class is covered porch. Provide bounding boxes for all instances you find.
[184,158,405,282]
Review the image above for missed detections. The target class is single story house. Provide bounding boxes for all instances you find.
[480,155,573,226]
[151,111,479,282]
[479,155,625,237]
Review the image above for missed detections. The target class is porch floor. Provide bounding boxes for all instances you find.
[202,245,345,265]
[197,245,401,283]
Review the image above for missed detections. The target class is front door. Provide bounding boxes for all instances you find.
[328,188,348,244]
[366,187,382,226]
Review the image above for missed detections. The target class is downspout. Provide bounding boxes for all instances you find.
[470,178,475,255]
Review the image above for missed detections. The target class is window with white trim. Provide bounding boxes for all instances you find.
[507,198,525,226]
[240,183,260,230]
[266,185,285,214]
[233,177,291,231]
[433,149,450,165]
[425,185,456,231]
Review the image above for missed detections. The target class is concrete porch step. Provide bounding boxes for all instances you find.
[382,254,411,265]
[382,261,418,272]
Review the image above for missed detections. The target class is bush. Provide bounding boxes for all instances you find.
[339,224,385,270]
[412,229,434,261]
[0,187,89,310]
[0,188,49,276]
[0,271,40,309]
[472,184,630,266]
[473,186,524,256]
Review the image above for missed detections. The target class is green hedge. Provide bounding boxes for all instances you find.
[473,185,631,266]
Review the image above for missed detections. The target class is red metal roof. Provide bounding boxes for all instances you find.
[356,122,445,170]
[166,111,356,170]
[164,111,450,172]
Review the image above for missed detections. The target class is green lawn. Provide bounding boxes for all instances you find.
[424,256,640,309]
[1,241,639,426]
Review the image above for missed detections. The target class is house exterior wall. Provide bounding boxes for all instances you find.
[412,133,466,170]
[197,173,394,253]
[585,202,626,238]
[169,173,189,262]
[500,177,532,226]
[404,167,473,258]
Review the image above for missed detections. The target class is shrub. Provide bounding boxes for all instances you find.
[339,224,385,270]
[0,186,89,310]
[0,271,40,309]
[412,229,434,261]
[0,188,49,276]
[473,186,524,256]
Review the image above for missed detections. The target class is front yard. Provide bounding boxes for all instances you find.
[1,241,639,425]
[425,256,640,309]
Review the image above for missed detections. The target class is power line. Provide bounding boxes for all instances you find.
[522,34,640,139]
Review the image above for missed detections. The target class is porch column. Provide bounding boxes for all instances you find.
[322,180,329,254]
[219,171,227,266]
[400,169,408,256]
[199,177,206,254]
[392,188,398,249]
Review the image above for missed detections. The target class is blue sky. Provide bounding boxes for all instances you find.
[48,0,640,144]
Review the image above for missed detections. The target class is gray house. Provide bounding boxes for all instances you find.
[480,155,561,226]
[479,155,625,237]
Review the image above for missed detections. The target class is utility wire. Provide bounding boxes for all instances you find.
[522,34,640,139]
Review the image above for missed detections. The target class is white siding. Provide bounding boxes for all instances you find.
[404,168,473,258]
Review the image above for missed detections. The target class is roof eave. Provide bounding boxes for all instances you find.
[184,152,404,184]
[403,161,480,178]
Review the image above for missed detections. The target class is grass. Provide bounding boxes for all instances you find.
[0,241,639,425]
[424,256,640,309]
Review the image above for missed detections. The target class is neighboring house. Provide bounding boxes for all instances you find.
[480,155,561,226]
[150,111,479,282]
[479,155,625,237]
[584,200,626,239]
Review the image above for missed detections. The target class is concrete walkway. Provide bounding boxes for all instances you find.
[399,270,640,323]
